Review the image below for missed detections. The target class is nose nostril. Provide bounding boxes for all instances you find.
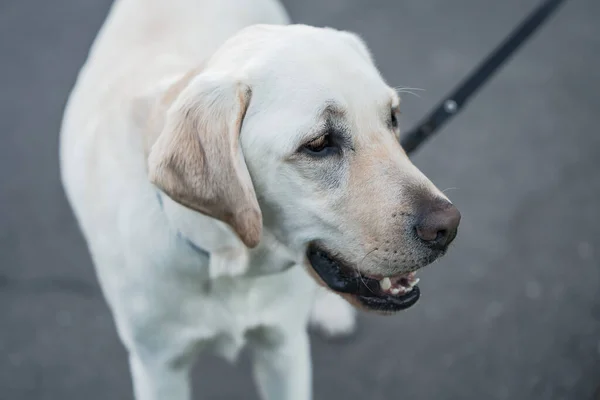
[436,229,447,242]
[414,199,461,248]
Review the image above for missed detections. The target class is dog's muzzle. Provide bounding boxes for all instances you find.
[306,244,421,314]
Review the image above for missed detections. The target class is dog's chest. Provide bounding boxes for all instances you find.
[168,257,316,362]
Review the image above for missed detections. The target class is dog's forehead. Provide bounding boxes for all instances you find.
[259,36,384,94]
[250,41,392,115]
[213,25,390,102]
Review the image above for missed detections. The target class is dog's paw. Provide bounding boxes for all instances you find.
[309,288,357,339]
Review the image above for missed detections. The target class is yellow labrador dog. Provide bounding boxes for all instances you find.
[60,0,460,399]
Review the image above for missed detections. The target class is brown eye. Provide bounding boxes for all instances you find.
[390,108,399,129]
[302,134,336,156]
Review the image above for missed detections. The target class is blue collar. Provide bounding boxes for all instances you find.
[156,191,210,259]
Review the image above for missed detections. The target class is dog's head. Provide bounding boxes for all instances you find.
[148,25,460,313]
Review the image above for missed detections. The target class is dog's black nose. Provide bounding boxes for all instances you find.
[414,199,461,250]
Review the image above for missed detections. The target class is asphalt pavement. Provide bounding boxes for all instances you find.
[1,0,599,399]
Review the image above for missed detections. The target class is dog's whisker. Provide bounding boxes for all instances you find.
[355,248,378,294]
[394,86,425,99]
[358,248,377,269]
[393,85,425,92]
[396,90,423,98]
[441,187,459,194]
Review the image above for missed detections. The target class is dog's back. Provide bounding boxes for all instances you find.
[59,0,290,261]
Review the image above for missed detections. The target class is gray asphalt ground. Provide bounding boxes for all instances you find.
[1,0,599,399]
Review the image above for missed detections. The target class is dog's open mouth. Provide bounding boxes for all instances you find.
[306,243,422,313]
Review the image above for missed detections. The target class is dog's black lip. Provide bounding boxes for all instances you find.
[358,286,420,312]
[306,243,421,312]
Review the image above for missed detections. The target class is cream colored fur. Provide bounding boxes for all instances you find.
[59,1,449,399]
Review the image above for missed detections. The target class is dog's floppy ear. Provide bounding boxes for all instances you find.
[148,72,262,248]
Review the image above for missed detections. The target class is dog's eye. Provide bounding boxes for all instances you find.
[302,134,336,156]
[390,108,399,130]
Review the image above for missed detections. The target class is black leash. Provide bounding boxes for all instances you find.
[401,0,569,155]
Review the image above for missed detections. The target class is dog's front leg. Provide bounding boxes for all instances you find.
[250,329,312,400]
[127,350,194,400]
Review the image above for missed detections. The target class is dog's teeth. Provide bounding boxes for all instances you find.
[391,287,401,295]
[380,277,392,291]
[410,278,420,287]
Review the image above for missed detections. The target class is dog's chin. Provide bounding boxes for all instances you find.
[305,242,432,315]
